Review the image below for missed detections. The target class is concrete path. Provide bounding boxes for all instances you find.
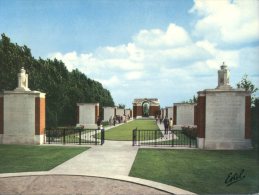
[49,140,138,177]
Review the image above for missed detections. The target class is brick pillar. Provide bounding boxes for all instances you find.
[245,96,252,139]
[197,95,206,138]
[76,105,79,124]
[95,104,99,123]
[194,105,198,125]
[0,97,3,134]
[173,106,177,125]
[35,97,45,135]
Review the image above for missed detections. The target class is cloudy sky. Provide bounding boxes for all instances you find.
[1,0,259,108]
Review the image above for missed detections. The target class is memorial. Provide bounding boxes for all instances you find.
[173,103,196,127]
[0,68,46,144]
[76,103,99,129]
[196,63,252,149]
[103,106,116,122]
[165,106,174,119]
[133,98,160,118]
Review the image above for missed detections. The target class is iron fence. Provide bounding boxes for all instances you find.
[132,129,197,148]
[45,128,105,145]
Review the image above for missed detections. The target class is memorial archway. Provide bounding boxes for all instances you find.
[132,98,160,119]
[142,101,150,117]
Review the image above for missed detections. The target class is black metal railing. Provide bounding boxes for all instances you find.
[45,128,105,145]
[132,129,197,148]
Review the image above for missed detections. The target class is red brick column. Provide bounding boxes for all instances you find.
[194,105,198,125]
[245,96,252,139]
[114,107,117,116]
[35,97,45,135]
[197,96,206,138]
[76,105,79,124]
[173,106,177,125]
[0,97,3,134]
[136,106,142,117]
[95,104,99,123]
[150,106,159,116]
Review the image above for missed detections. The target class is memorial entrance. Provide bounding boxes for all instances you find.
[132,98,160,118]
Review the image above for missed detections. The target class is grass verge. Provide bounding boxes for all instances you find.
[129,149,259,194]
[0,145,89,173]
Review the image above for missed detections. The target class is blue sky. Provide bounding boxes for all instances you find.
[1,0,259,108]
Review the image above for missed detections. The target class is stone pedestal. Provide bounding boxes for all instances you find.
[103,107,115,122]
[0,68,45,145]
[166,106,174,119]
[197,63,252,150]
[173,103,196,127]
[115,108,125,116]
[125,109,131,118]
[77,103,99,129]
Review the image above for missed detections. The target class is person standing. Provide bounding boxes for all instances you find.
[163,117,169,135]
[169,118,173,132]
[97,116,102,130]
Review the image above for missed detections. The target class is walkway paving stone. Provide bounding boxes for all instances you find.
[49,140,138,176]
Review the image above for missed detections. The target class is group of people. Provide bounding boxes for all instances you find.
[156,115,173,134]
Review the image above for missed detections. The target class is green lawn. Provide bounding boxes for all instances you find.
[0,145,89,173]
[102,119,160,141]
[129,149,259,194]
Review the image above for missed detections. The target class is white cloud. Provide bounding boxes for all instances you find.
[190,0,259,45]
[133,23,192,48]
[48,9,259,107]
[125,71,143,80]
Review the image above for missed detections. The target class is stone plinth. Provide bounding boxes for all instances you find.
[197,90,252,150]
[166,106,174,119]
[116,108,125,116]
[103,107,115,122]
[173,103,196,127]
[196,63,252,150]
[0,91,45,145]
[124,109,131,118]
[77,103,99,129]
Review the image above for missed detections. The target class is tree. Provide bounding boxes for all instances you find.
[237,74,258,107]
[118,104,125,109]
[182,95,197,104]
[0,34,115,127]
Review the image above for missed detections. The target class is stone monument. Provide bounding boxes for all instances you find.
[103,106,116,122]
[173,103,197,127]
[196,62,252,149]
[166,106,174,119]
[0,67,46,144]
[76,103,99,129]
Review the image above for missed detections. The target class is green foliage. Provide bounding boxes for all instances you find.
[0,34,114,127]
[118,104,125,109]
[182,95,197,103]
[130,149,259,194]
[237,74,258,107]
[0,145,89,173]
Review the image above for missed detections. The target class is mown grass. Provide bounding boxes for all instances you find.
[130,149,259,194]
[0,145,89,173]
[101,119,160,141]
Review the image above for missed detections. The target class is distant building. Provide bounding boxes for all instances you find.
[132,98,160,118]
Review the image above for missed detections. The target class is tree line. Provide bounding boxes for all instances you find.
[0,34,115,128]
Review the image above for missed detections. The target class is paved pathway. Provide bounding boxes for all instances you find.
[49,141,138,176]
